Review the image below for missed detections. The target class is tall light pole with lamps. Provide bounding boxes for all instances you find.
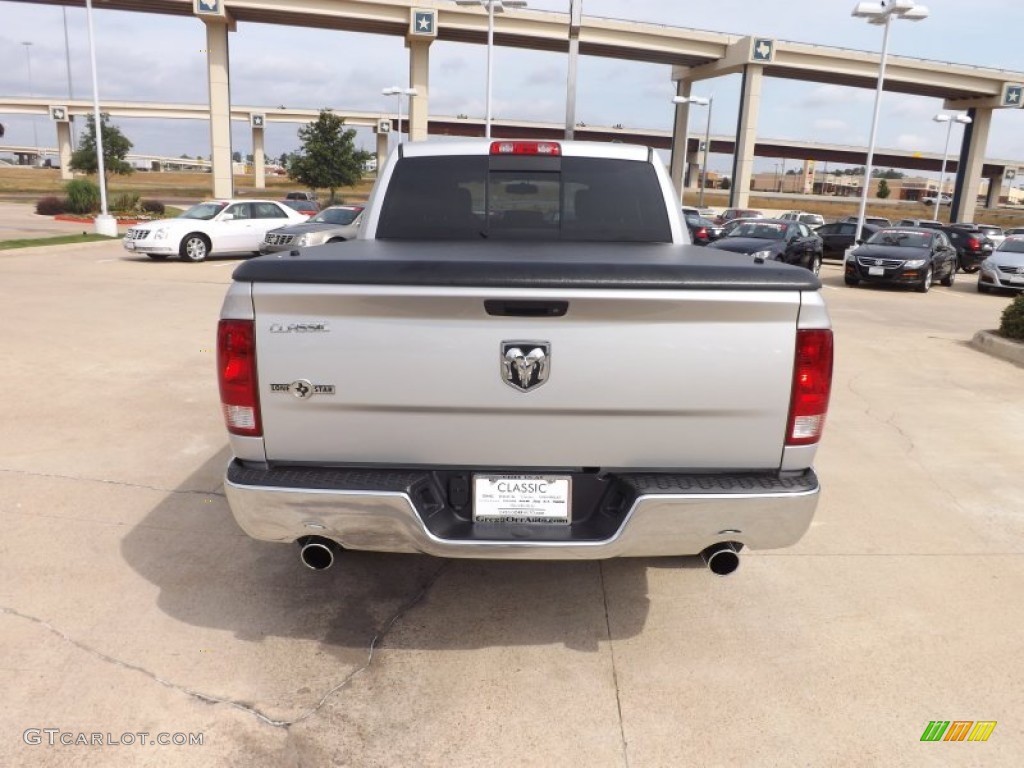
[851,0,929,243]
[382,87,418,145]
[671,94,712,206]
[455,0,528,139]
[21,42,39,155]
[932,112,971,222]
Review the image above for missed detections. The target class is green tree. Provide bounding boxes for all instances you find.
[288,110,371,203]
[70,113,133,180]
[719,177,731,190]
[232,151,242,163]
[877,178,891,199]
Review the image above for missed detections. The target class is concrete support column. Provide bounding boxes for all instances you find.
[985,172,1003,209]
[729,64,764,209]
[951,107,991,222]
[407,39,431,142]
[203,20,234,200]
[686,151,700,189]
[56,121,73,180]
[253,126,265,189]
[669,79,692,196]
[376,131,389,176]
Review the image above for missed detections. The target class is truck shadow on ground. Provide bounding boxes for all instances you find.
[121,449,713,653]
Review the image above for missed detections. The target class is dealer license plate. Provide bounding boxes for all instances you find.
[1010,276,1024,285]
[473,474,571,525]
[868,266,885,276]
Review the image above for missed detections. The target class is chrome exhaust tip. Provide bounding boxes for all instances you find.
[701,542,740,576]
[299,537,338,571]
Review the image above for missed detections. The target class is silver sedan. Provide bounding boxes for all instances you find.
[259,205,364,254]
[978,235,1024,293]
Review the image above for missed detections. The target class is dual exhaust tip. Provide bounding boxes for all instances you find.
[299,536,740,576]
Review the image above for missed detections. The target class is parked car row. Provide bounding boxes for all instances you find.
[124,199,363,262]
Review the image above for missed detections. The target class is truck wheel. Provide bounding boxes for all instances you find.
[916,266,932,293]
[147,254,168,261]
[179,234,210,263]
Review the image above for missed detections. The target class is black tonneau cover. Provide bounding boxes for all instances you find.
[232,241,821,291]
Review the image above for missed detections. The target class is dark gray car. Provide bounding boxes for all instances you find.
[260,205,364,254]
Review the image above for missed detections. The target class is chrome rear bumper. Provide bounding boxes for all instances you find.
[223,461,819,559]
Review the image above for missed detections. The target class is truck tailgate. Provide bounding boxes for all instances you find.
[251,283,799,470]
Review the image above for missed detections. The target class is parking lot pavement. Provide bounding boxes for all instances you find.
[1,248,1022,767]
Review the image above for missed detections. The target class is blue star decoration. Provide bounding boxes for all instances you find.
[197,0,219,13]
[752,39,773,62]
[414,10,435,35]
[1004,86,1022,106]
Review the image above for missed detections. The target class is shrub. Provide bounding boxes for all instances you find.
[140,199,165,215]
[110,191,140,213]
[36,196,67,215]
[65,179,101,214]
[999,294,1024,341]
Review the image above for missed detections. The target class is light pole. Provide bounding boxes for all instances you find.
[456,0,528,139]
[933,112,971,222]
[851,0,929,241]
[85,0,116,236]
[382,87,417,145]
[21,42,39,156]
[671,94,711,206]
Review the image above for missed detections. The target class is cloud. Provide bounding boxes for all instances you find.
[812,118,848,133]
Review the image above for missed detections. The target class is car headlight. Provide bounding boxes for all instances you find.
[151,229,168,241]
[296,233,313,247]
[980,260,997,273]
[903,259,926,268]
[751,249,774,261]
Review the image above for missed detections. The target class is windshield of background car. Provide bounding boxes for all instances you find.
[728,221,786,240]
[375,155,672,242]
[998,237,1024,253]
[180,202,227,220]
[868,229,930,248]
[314,207,363,225]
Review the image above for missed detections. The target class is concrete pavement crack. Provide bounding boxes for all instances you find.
[0,561,449,729]
[598,561,630,768]
[0,467,224,497]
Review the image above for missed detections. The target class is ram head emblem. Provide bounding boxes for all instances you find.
[501,342,551,392]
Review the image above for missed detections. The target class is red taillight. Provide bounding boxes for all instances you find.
[217,319,262,437]
[967,237,980,251]
[695,227,708,239]
[786,329,833,446]
[489,141,561,156]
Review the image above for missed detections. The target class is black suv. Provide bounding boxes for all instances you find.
[939,225,994,272]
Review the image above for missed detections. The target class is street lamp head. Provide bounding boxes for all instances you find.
[382,87,400,95]
[852,0,928,21]
[672,96,709,106]
[934,113,971,124]
[456,0,528,8]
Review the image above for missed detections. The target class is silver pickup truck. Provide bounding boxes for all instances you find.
[217,140,833,575]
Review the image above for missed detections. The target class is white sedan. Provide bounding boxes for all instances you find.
[123,200,307,262]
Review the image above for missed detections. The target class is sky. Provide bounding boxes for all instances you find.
[2,0,1024,177]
